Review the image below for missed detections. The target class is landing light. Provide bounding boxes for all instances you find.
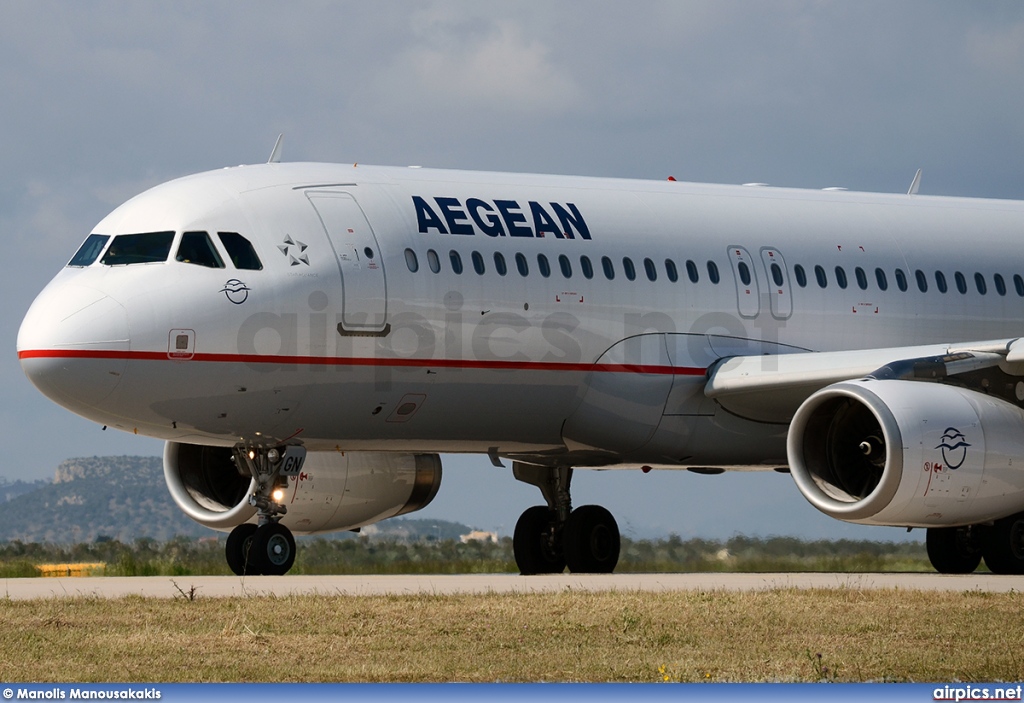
[272,488,285,503]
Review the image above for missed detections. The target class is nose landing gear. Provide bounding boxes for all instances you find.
[224,443,304,576]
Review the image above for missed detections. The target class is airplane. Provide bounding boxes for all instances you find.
[16,147,1024,577]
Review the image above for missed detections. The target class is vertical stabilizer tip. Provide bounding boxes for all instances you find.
[268,134,284,164]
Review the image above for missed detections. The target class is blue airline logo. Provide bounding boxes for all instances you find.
[413,196,591,240]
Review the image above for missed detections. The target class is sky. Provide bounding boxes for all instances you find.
[3,1,1024,541]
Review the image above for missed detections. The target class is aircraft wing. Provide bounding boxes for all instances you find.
[704,337,1023,423]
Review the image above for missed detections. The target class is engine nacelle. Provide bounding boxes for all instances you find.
[163,442,442,533]
[788,379,1024,527]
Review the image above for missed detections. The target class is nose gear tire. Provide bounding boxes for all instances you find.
[251,522,297,576]
[225,523,260,576]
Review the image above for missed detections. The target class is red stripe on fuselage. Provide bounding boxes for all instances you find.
[17,348,708,376]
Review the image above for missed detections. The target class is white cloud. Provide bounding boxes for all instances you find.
[374,16,583,117]
[966,22,1024,72]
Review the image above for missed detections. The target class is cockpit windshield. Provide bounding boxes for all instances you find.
[218,232,263,270]
[176,231,225,268]
[67,234,110,267]
[100,231,175,265]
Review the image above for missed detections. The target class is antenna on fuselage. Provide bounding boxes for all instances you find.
[907,168,922,195]
[268,134,285,164]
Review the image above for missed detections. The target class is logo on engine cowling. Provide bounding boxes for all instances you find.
[935,427,970,470]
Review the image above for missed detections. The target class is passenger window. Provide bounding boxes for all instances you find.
[516,252,529,276]
[581,255,594,279]
[68,234,110,267]
[644,258,657,282]
[623,257,636,281]
[665,259,678,282]
[915,269,928,292]
[472,251,485,275]
[770,263,784,287]
[875,268,888,291]
[218,232,263,270]
[449,250,463,274]
[602,256,615,280]
[101,231,175,265]
[834,266,848,289]
[404,248,419,273]
[854,267,867,290]
[895,269,907,292]
[994,273,1007,296]
[974,273,986,295]
[1015,274,1024,297]
[537,254,551,278]
[427,249,441,273]
[686,260,699,283]
[737,261,751,286]
[559,254,572,278]
[494,252,507,276]
[935,271,948,294]
[707,261,720,284]
[794,264,807,287]
[814,265,827,288]
[955,271,967,294]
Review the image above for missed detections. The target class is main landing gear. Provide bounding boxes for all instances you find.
[224,444,303,576]
[511,464,621,575]
[926,511,1024,575]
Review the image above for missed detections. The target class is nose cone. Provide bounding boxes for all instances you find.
[18,282,130,413]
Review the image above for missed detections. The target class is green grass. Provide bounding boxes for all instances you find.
[0,589,1019,682]
[0,534,933,577]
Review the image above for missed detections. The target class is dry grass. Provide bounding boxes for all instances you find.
[0,588,1021,682]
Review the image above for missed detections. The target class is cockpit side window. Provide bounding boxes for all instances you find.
[67,234,110,267]
[217,232,263,270]
[176,231,225,268]
[100,231,175,265]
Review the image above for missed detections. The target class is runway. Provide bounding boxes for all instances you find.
[2,571,1023,599]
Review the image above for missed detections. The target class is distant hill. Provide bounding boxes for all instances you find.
[0,477,49,504]
[0,456,475,544]
[0,456,207,542]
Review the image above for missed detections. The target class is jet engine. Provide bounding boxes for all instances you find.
[787,379,1024,526]
[163,442,442,533]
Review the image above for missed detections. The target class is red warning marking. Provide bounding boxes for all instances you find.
[923,462,944,496]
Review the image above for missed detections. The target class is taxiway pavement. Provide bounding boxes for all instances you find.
[2,572,1022,599]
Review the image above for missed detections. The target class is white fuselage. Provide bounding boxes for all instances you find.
[18,162,1024,469]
